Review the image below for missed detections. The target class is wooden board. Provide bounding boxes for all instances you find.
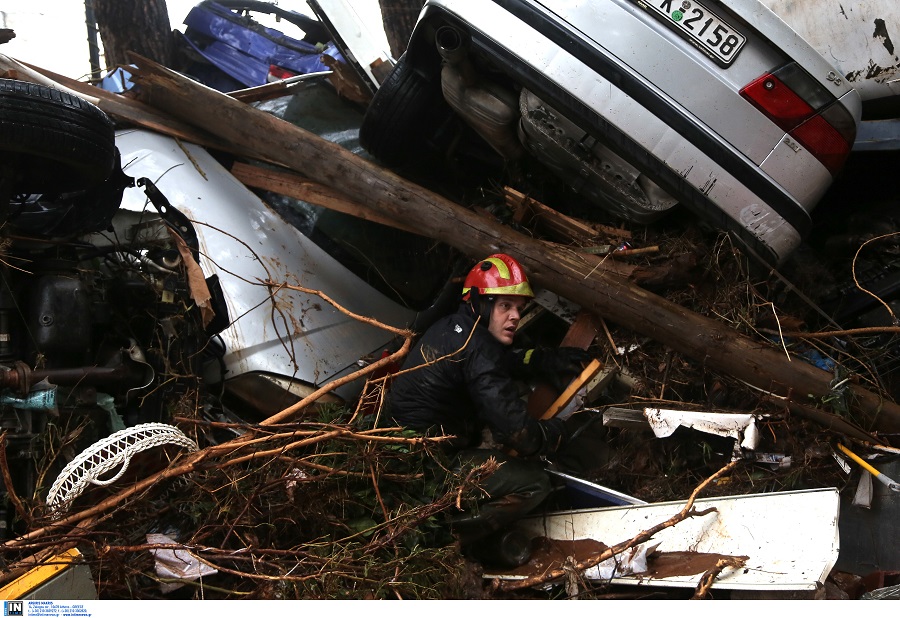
[527,309,601,419]
[539,359,603,421]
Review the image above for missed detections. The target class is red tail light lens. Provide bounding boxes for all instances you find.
[741,63,855,176]
[267,65,297,82]
[740,73,814,132]
[792,114,852,175]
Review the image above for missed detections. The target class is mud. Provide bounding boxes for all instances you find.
[486,536,747,580]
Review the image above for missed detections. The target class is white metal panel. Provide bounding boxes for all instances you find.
[115,129,415,391]
[508,488,840,590]
[310,0,396,89]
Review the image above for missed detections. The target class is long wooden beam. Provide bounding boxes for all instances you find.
[0,55,231,152]
[229,161,421,235]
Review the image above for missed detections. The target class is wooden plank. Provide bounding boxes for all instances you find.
[230,161,422,235]
[560,309,601,347]
[506,186,631,242]
[510,359,601,456]
[527,309,601,418]
[229,78,315,104]
[582,245,660,258]
[539,359,604,420]
[228,71,337,104]
[508,187,596,243]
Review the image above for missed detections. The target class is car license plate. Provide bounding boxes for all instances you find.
[635,0,747,65]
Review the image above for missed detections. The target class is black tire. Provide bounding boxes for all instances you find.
[359,55,449,166]
[0,79,116,193]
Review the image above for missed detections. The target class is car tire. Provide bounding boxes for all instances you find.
[0,78,116,193]
[359,54,448,166]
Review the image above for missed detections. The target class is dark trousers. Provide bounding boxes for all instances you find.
[445,448,552,543]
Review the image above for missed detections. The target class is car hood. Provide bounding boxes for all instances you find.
[115,128,415,395]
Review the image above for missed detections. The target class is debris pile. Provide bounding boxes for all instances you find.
[0,49,898,600]
[1,408,491,598]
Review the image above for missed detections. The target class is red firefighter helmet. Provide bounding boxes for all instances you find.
[462,254,534,301]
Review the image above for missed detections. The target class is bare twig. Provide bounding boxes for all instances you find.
[852,232,900,325]
[260,337,412,426]
[691,556,747,599]
[0,432,31,527]
[759,325,900,339]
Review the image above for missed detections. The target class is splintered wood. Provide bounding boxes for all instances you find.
[506,186,630,244]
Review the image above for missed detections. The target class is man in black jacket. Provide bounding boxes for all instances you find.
[387,253,591,564]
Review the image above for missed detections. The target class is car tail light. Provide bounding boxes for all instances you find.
[740,62,855,176]
[267,65,297,82]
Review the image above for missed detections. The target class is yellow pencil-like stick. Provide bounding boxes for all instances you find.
[838,443,900,492]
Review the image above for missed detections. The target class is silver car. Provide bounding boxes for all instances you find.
[359,0,862,264]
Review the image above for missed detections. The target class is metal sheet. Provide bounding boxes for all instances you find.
[547,470,647,507]
[309,0,395,91]
[854,118,900,151]
[502,487,840,590]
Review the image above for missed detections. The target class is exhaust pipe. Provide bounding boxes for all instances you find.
[434,26,524,160]
[435,26,464,62]
[435,26,476,85]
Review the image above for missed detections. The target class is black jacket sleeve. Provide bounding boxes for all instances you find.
[464,334,567,456]
[504,346,594,392]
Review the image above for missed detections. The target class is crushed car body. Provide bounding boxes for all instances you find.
[115,126,421,414]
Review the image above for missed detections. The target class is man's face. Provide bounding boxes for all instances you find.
[488,295,528,345]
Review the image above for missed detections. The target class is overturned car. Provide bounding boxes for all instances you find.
[360,0,862,265]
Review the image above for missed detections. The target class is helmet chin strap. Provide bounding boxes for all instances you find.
[467,289,495,326]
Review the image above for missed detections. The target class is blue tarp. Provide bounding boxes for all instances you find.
[181,1,344,89]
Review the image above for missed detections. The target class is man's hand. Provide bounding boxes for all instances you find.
[548,347,594,374]
[524,347,594,391]
[537,417,570,455]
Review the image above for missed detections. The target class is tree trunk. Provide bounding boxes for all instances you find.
[126,55,900,434]
[93,0,172,70]
[378,0,424,58]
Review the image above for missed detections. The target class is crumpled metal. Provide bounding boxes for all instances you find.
[643,408,760,450]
